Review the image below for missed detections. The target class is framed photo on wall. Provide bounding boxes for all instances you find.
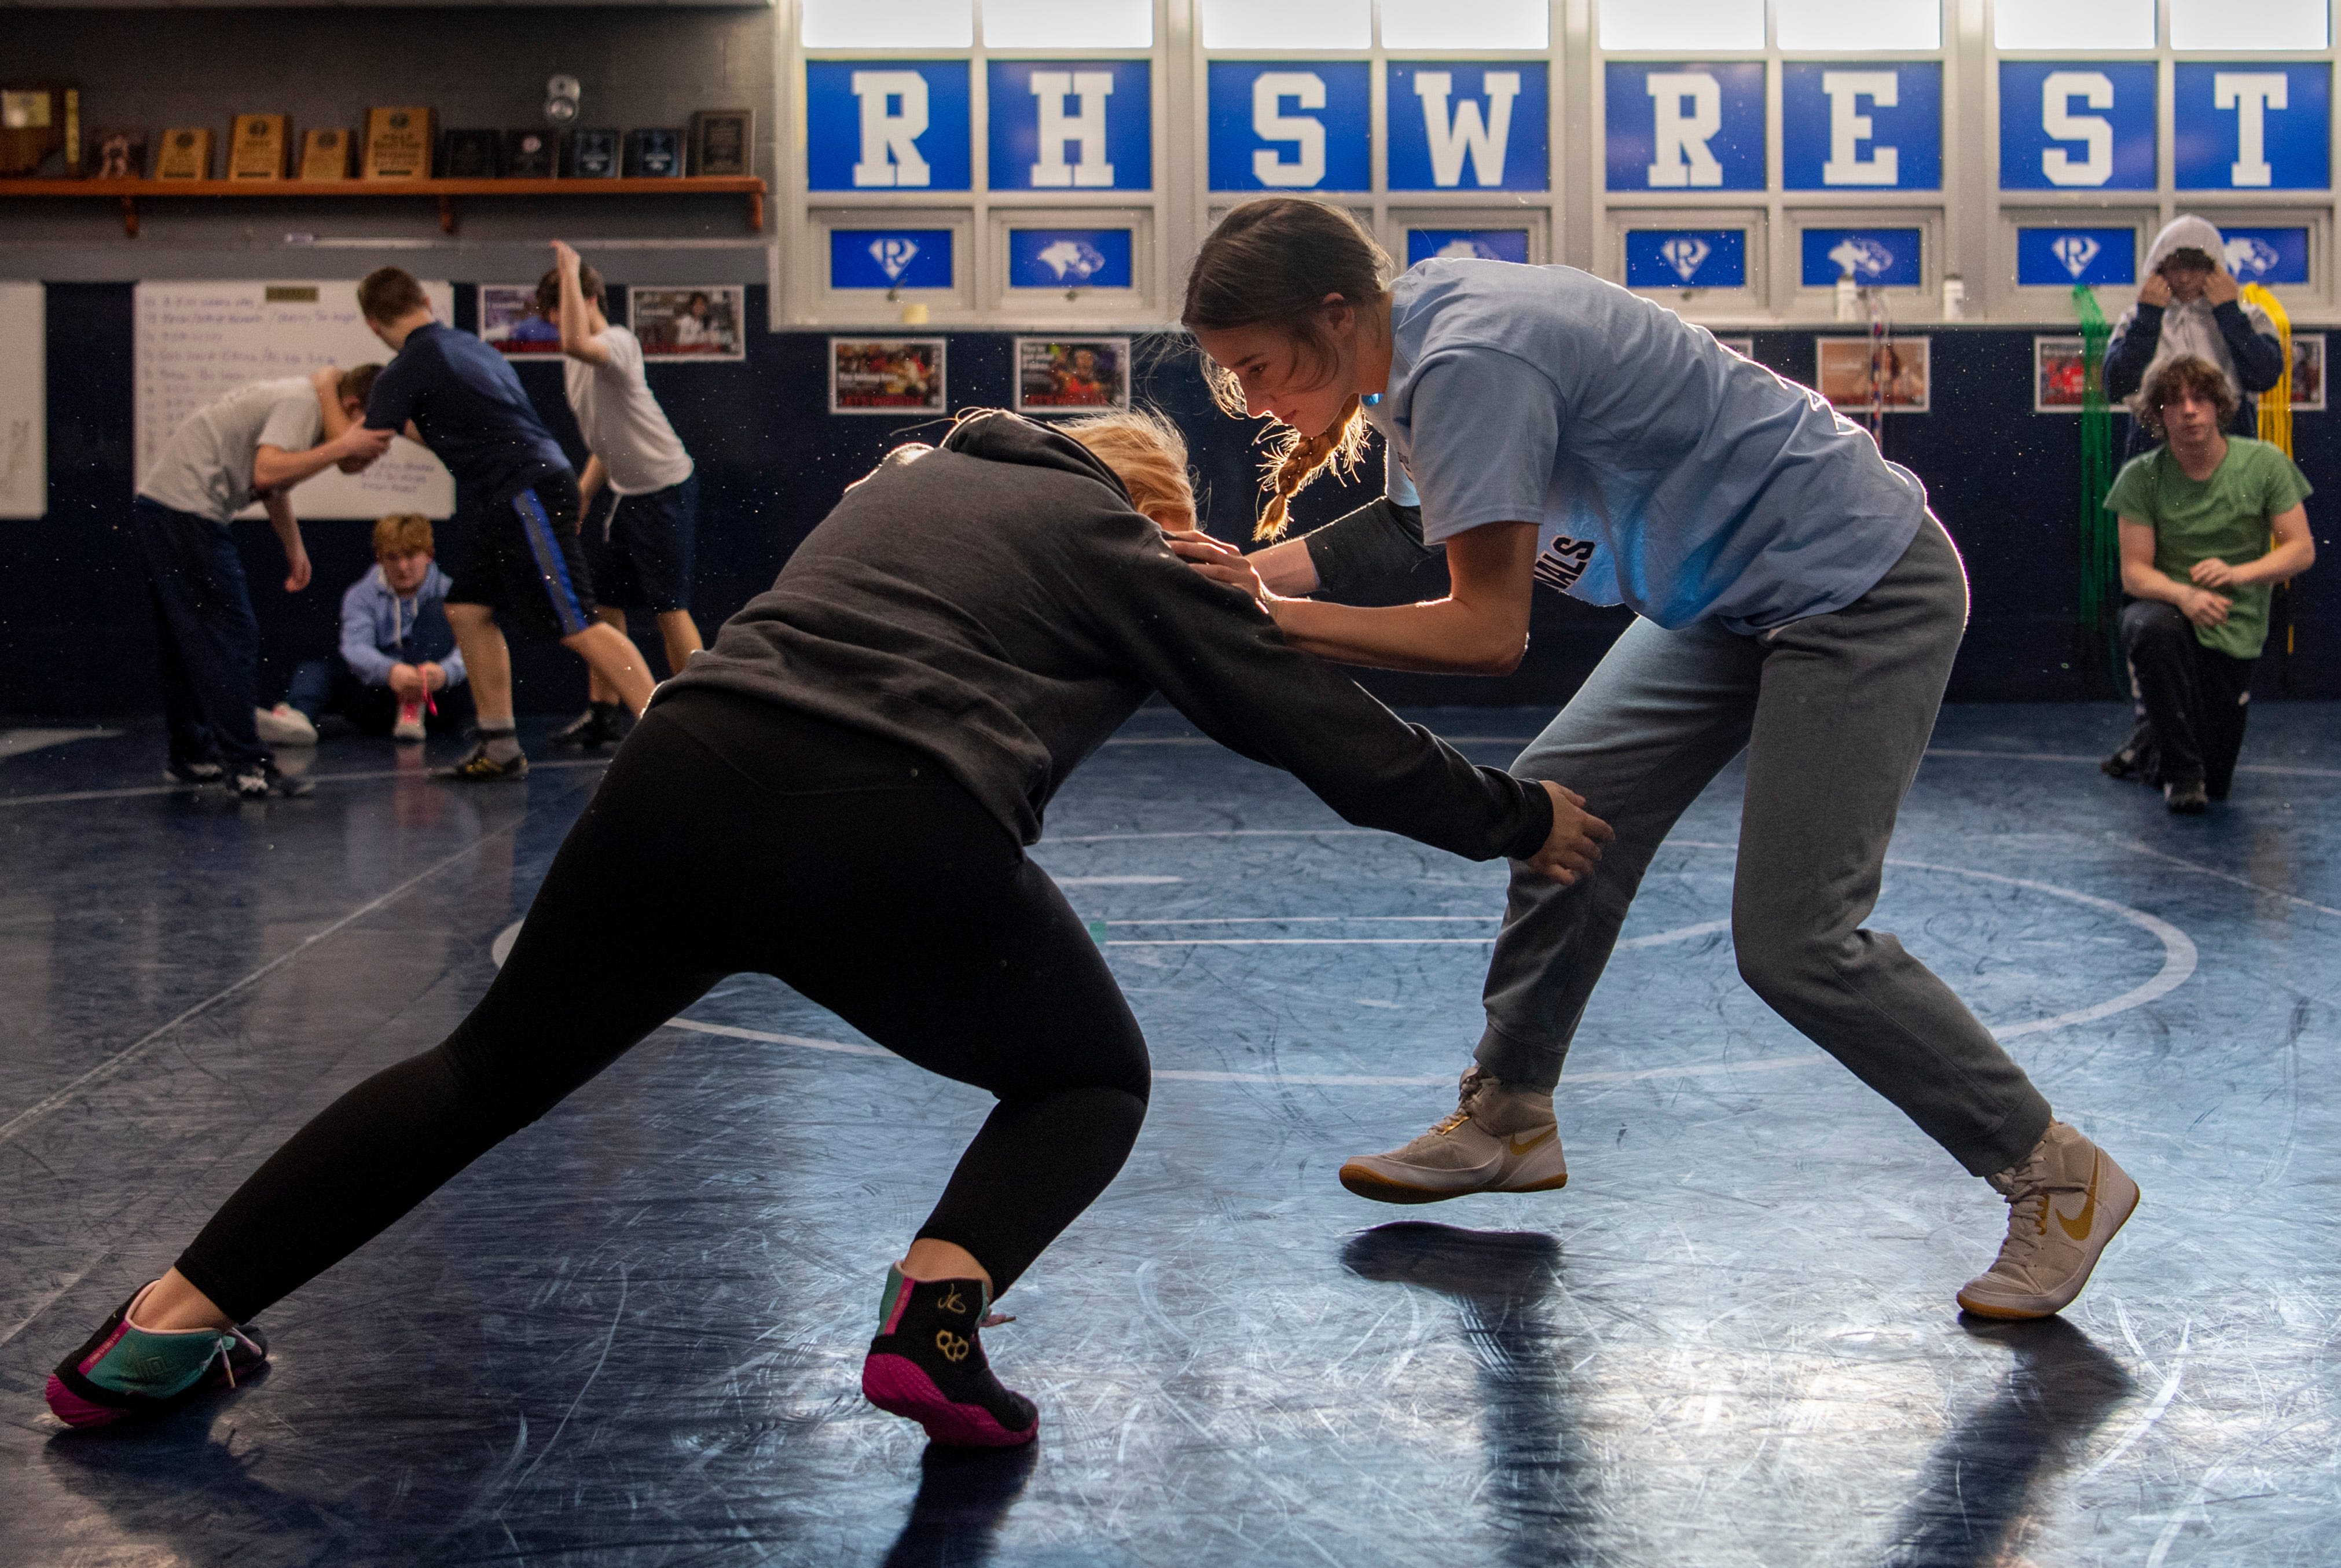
[1013,337,1132,415]
[830,337,946,416]
[479,285,562,357]
[2291,334,2325,412]
[631,285,746,361]
[1817,336,1929,414]
[1713,335,1755,359]
[2034,336,2088,413]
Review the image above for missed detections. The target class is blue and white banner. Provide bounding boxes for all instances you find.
[2016,227,2136,287]
[1604,63,1766,192]
[1207,61,1371,192]
[1625,229,1748,289]
[830,229,956,290]
[807,62,971,192]
[1406,229,1531,266]
[1998,62,2156,191]
[1782,62,1940,191]
[1801,227,1922,288]
[1387,63,1547,192]
[1007,228,1135,290]
[988,61,1151,192]
[2219,226,2311,285]
[2174,64,2329,190]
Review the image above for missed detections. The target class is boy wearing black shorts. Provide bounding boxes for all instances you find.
[542,240,703,750]
[331,267,655,781]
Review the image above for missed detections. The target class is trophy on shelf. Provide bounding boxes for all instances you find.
[504,128,556,178]
[623,127,683,178]
[154,126,216,180]
[691,109,753,177]
[439,128,501,178]
[1,83,75,176]
[300,128,354,181]
[564,128,620,179]
[362,106,435,179]
[228,114,291,180]
[90,127,145,179]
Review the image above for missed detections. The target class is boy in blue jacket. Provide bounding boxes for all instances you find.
[268,515,471,742]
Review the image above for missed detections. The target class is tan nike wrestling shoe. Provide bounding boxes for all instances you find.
[1956,1121,2140,1320]
[1338,1067,1569,1204]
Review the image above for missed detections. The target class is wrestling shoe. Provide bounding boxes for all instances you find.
[45,1283,269,1429]
[862,1267,1037,1448]
[254,704,318,747]
[163,759,225,787]
[2164,780,2208,814]
[230,762,314,800]
[1338,1066,1569,1205]
[1957,1122,2140,1321]
[550,703,618,750]
[436,744,529,783]
[392,699,427,743]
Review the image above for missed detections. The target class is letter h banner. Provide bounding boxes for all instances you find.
[989,60,1152,192]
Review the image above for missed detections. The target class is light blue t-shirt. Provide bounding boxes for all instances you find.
[1364,260,1928,633]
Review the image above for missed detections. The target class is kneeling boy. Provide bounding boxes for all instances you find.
[278,514,471,741]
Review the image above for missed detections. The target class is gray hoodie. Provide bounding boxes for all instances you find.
[658,410,1551,861]
[2104,215,2284,414]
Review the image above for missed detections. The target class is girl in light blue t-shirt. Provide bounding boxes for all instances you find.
[1175,197,2134,1324]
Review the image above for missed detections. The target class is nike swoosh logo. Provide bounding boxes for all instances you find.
[2054,1156,2101,1242]
[1506,1129,1555,1157]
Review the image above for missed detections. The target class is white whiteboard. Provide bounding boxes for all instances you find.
[134,280,456,520]
[0,284,43,520]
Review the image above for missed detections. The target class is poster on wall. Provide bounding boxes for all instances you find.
[134,280,455,519]
[2292,334,2325,411]
[632,285,746,360]
[0,284,44,519]
[2034,336,2088,413]
[479,284,562,356]
[1713,335,1755,359]
[830,337,946,416]
[1815,336,1929,414]
[1014,337,1131,415]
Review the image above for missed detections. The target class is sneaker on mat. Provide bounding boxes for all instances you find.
[1956,1121,2140,1321]
[1338,1066,1570,1205]
[163,759,225,787]
[437,744,529,783]
[254,704,318,747]
[46,1284,270,1429]
[230,762,314,800]
[862,1268,1037,1448]
[549,705,614,750]
[392,699,427,743]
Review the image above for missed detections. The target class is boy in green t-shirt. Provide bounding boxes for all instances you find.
[2103,355,2317,812]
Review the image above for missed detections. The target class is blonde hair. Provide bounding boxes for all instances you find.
[1181,197,1389,541]
[1061,409,1198,533]
[372,513,434,559]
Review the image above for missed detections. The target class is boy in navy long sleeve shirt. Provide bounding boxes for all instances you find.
[324,267,655,781]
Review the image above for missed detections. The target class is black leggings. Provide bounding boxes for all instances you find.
[175,689,1152,1323]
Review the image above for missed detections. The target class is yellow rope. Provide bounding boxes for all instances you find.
[2242,282,2297,654]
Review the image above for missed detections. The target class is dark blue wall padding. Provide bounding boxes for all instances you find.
[5,283,2334,717]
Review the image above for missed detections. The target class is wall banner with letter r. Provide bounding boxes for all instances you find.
[2173,63,2329,190]
[1781,61,1940,192]
[1386,62,1547,192]
[1207,61,1370,192]
[807,61,972,192]
[1604,62,1766,193]
[1997,61,2156,192]
[988,60,1152,193]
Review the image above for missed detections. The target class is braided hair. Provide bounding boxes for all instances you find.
[1181,198,1390,541]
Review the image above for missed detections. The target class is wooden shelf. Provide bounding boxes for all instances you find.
[0,175,766,237]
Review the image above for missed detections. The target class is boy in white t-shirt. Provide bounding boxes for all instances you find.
[542,241,702,750]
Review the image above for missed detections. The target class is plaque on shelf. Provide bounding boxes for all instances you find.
[228,113,291,180]
[299,128,354,181]
[504,128,556,179]
[362,106,435,179]
[690,109,752,177]
[623,128,683,178]
[154,126,215,180]
[1,84,69,176]
[439,128,501,178]
[563,127,620,179]
[90,127,144,179]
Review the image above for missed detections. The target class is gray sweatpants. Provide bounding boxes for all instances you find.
[1477,517,2052,1178]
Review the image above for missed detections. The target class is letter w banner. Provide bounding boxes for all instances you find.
[1386,63,1548,191]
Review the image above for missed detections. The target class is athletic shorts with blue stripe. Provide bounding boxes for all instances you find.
[445,469,598,642]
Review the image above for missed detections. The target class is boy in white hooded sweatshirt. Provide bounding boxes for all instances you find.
[2103,215,2284,457]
